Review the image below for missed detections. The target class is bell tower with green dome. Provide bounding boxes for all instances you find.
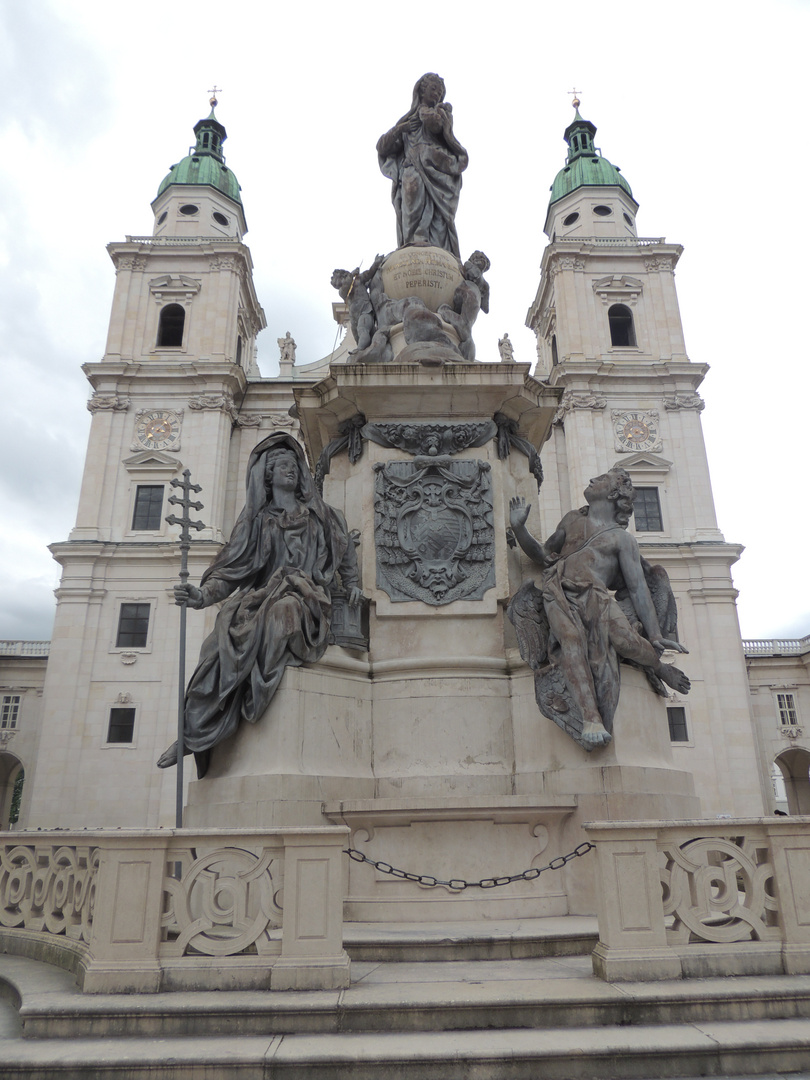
[527,99,767,818]
[25,97,268,828]
[152,97,247,241]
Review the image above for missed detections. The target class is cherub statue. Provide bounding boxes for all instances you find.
[438,250,490,361]
[507,467,690,750]
[331,254,386,355]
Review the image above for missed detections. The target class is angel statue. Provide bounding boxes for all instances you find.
[507,468,690,750]
[158,433,363,779]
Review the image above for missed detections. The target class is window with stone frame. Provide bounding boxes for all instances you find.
[1,694,20,729]
[131,485,164,530]
[667,706,689,742]
[106,707,136,744]
[776,692,799,726]
[633,487,663,531]
[116,603,151,648]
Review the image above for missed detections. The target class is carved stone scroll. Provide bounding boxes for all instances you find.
[314,413,366,495]
[493,413,544,487]
[374,458,495,605]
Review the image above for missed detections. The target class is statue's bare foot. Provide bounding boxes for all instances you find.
[659,663,691,694]
[581,721,612,747]
[157,742,178,769]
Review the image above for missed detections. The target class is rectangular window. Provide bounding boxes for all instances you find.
[116,603,150,648]
[634,487,663,531]
[1,694,20,729]
[777,693,798,726]
[132,485,164,530]
[667,706,689,742]
[107,708,136,744]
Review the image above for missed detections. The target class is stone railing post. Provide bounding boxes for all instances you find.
[767,818,810,975]
[272,827,350,990]
[586,823,681,981]
[83,832,168,993]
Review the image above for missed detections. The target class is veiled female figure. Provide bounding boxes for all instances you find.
[377,73,468,259]
[158,434,361,778]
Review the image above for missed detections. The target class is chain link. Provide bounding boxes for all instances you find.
[343,841,594,890]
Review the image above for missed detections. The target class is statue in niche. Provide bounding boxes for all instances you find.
[438,250,490,361]
[157,434,363,778]
[498,333,514,363]
[377,73,468,259]
[507,468,690,750]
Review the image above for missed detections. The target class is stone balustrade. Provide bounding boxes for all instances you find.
[743,636,810,657]
[585,817,810,982]
[0,640,51,656]
[0,827,349,992]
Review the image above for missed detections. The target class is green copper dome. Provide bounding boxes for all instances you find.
[549,109,634,206]
[157,106,242,205]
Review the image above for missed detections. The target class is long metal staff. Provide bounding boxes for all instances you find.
[166,470,205,828]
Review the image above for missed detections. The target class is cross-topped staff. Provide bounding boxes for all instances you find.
[166,470,206,829]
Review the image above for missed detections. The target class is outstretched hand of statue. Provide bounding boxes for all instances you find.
[174,583,204,609]
[509,495,531,530]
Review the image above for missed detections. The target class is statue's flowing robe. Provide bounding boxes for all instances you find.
[181,434,357,774]
[378,113,467,259]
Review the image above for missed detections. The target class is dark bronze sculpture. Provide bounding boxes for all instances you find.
[157,434,362,778]
[508,468,690,750]
[377,73,468,258]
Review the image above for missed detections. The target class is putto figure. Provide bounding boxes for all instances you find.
[508,468,690,750]
[377,73,468,258]
[158,434,362,778]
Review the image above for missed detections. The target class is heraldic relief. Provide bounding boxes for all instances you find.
[374,457,495,605]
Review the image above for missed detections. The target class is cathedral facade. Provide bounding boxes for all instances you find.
[3,97,803,844]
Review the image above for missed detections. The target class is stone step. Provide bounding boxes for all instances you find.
[4,954,810,1041]
[1,1020,810,1079]
[343,915,599,962]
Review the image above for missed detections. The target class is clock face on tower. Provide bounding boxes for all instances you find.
[612,410,661,453]
[134,409,181,451]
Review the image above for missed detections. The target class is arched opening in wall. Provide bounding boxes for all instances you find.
[608,304,636,347]
[157,304,185,347]
[236,336,243,366]
[0,754,23,830]
[774,747,810,815]
[551,335,559,366]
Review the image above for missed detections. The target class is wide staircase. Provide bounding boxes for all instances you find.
[2,917,810,1079]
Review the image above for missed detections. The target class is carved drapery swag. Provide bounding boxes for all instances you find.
[363,420,496,457]
[374,458,495,605]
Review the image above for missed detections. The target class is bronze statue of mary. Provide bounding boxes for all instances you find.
[377,73,468,259]
[158,433,361,779]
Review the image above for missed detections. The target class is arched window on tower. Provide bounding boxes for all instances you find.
[157,304,186,347]
[551,334,559,367]
[608,304,636,347]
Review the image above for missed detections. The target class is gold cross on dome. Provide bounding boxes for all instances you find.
[208,85,222,106]
[568,88,582,110]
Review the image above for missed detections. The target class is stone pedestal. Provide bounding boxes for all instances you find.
[185,362,700,919]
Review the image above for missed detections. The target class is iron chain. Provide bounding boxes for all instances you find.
[343,841,594,890]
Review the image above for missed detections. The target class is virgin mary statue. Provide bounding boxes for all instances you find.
[158,433,362,778]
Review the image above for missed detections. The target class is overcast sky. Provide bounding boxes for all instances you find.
[1,0,808,642]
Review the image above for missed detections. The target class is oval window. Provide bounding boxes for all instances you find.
[593,205,612,216]
[623,212,634,225]
[157,211,167,225]
[563,212,580,226]
[213,211,229,226]
[179,204,199,216]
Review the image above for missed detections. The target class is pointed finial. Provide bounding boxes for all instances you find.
[568,88,581,110]
[208,85,222,107]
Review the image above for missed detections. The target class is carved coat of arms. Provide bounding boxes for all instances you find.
[374,458,495,605]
